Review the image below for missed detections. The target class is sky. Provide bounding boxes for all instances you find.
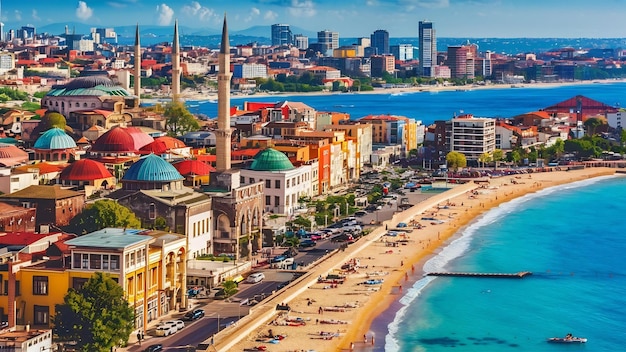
[2,0,626,38]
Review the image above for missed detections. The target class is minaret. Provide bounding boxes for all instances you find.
[134,24,141,103]
[171,19,181,99]
[215,15,232,172]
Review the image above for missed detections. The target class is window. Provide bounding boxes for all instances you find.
[110,255,120,270]
[149,203,156,219]
[102,254,109,270]
[275,180,280,188]
[33,276,48,295]
[275,196,280,206]
[286,179,290,188]
[265,196,270,206]
[90,254,102,270]
[82,254,88,269]
[249,178,255,183]
[34,305,49,325]
[72,277,88,291]
[265,180,271,188]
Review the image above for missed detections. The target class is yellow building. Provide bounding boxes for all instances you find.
[0,229,186,334]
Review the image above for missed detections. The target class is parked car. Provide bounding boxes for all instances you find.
[271,255,287,263]
[155,324,176,337]
[246,272,265,283]
[299,239,316,248]
[213,288,227,300]
[144,344,163,352]
[354,210,368,217]
[396,222,408,228]
[330,233,355,243]
[183,309,205,321]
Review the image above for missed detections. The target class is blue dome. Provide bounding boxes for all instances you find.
[122,154,183,182]
[34,128,77,150]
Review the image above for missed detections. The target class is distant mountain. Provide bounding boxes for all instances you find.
[233,25,316,39]
[34,22,220,38]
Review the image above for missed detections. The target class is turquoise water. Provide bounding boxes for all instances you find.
[385,175,626,351]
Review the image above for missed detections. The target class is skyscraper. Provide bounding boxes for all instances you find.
[317,30,339,56]
[419,20,437,77]
[271,24,292,46]
[370,29,389,55]
[293,34,309,50]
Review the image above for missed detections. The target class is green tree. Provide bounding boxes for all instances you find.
[509,150,522,165]
[478,152,491,168]
[53,272,134,352]
[66,199,141,234]
[164,101,200,136]
[492,149,504,169]
[446,151,467,170]
[584,117,604,136]
[221,280,238,298]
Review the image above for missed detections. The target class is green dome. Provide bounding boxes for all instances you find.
[249,148,294,171]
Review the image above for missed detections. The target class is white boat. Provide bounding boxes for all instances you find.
[547,335,587,343]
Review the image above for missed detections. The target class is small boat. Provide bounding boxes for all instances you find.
[547,335,587,343]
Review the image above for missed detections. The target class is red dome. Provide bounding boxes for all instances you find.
[60,159,113,181]
[140,136,187,154]
[172,160,215,176]
[124,127,154,150]
[91,127,136,152]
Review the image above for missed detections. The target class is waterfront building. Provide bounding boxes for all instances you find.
[419,21,437,77]
[449,114,496,162]
[317,30,339,56]
[370,55,395,77]
[447,45,475,79]
[391,44,414,61]
[370,30,390,55]
[233,63,268,79]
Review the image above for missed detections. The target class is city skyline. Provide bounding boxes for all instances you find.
[2,0,626,38]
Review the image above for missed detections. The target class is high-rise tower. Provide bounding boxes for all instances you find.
[419,20,437,77]
[271,24,292,46]
[171,20,181,99]
[216,15,232,172]
[134,24,141,101]
[370,29,389,55]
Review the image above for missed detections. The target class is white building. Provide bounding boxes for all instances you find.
[449,115,496,161]
[240,148,313,215]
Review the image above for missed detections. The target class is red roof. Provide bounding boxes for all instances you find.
[172,160,215,176]
[139,136,187,154]
[0,231,62,246]
[196,154,216,162]
[16,162,65,175]
[124,127,154,150]
[59,159,113,181]
[91,127,136,152]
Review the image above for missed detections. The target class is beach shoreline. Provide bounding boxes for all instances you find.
[165,78,626,104]
[221,167,618,352]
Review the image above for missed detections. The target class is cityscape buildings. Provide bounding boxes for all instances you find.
[419,20,437,77]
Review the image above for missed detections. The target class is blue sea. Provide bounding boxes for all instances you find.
[379,175,626,352]
[184,82,626,351]
[185,82,626,123]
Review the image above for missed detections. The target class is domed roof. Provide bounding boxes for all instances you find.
[46,75,130,97]
[140,136,187,154]
[124,127,154,150]
[172,160,215,176]
[60,159,113,181]
[122,154,183,182]
[91,127,136,152]
[249,148,294,171]
[0,143,28,167]
[33,128,77,150]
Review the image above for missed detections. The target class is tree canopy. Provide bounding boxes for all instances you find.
[164,101,200,136]
[66,199,141,234]
[53,272,135,352]
[446,151,467,170]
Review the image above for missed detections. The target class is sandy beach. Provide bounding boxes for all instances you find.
[173,79,626,104]
[213,167,618,352]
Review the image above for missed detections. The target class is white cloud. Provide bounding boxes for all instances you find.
[14,10,22,21]
[32,10,41,21]
[244,7,261,22]
[264,10,278,21]
[76,1,94,21]
[156,3,174,25]
[399,0,450,10]
[288,0,316,18]
[181,1,217,22]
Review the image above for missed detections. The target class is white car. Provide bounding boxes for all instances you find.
[246,272,265,283]
[155,324,177,337]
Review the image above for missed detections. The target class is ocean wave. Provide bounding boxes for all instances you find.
[385,173,619,350]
